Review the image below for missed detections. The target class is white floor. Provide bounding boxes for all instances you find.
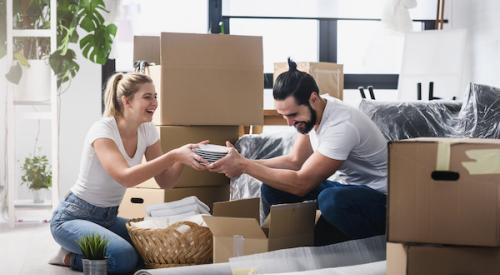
[0,221,80,274]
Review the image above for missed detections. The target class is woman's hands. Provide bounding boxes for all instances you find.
[173,140,209,171]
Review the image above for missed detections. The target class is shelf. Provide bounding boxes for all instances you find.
[14,199,52,208]
[12,29,52,37]
[13,100,51,106]
[23,112,52,120]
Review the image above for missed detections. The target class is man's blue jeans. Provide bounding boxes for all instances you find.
[261,181,386,240]
[50,193,140,274]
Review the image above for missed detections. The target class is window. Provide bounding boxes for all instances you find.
[337,21,423,74]
[230,18,319,73]
[113,0,208,71]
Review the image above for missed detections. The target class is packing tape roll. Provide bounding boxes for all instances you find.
[462,149,500,175]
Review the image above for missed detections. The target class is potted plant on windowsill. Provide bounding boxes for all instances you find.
[77,234,109,275]
[5,0,117,89]
[20,153,52,203]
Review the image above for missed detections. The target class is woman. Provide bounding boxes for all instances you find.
[49,72,208,273]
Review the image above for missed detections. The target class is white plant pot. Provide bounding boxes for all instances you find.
[32,189,44,204]
[14,59,51,102]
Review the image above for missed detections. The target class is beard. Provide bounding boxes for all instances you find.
[294,103,317,134]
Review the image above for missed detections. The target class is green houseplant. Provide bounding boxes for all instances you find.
[77,234,109,275]
[20,153,52,203]
[5,0,117,88]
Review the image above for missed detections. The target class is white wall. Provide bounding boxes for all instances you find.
[448,0,500,87]
[57,53,101,200]
[6,50,101,201]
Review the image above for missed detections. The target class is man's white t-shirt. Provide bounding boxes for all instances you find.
[70,117,159,207]
[309,97,388,193]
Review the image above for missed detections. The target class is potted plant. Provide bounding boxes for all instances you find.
[20,153,52,203]
[5,0,117,89]
[77,234,109,275]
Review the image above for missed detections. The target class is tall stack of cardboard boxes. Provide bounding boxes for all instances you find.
[119,32,263,218]
[387,138,500,274]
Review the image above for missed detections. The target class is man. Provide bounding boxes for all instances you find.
[208,58,387,244]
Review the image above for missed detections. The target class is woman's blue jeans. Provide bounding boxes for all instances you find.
[50,193,140,274]
[261,181,386,240]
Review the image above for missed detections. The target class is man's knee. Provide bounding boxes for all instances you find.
[260,183,284,204]
[317,187,352,215]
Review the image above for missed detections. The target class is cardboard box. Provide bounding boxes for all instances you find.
[135,32,264,126]
[388,138,500,247]
[203,198,316,263]
[274,62,344,100]
[136,126,239,188]
[387,242,500,275]
[118,185,230,219]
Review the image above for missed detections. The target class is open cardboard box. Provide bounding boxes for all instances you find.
[203,198,316,263]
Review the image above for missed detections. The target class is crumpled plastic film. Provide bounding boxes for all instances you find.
[230,128,297,201]
[458,83,500,138]
[229,235,386,275]
[358,99,463,141]
[359,82,500,141]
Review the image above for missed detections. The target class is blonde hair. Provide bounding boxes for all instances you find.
[103,72,153,117]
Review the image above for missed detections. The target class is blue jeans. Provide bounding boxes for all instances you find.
[50,193,140,274]
[261,181,386,240]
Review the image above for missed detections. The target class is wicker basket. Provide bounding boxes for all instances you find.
[126,218,213,268]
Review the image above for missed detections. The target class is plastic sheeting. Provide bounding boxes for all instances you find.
[260,261,386,275]
[459,83,500,139]
[229,235,386,274]
[358,99,463,141]
[230,128,297,201]
[359,82,500,141]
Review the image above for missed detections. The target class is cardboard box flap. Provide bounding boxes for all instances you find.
[133,36,161,64]
[160,32,263,69]
[203,216,266,239]
[267,201,316,239]
[213,198,260,221]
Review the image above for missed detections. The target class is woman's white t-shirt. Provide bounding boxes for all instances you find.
[309,97,388,193]
[70,117,159,207]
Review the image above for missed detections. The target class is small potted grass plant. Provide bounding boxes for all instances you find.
[77,234,109,275]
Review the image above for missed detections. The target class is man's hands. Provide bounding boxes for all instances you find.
[173,140,209,171]
[207,141,246,178]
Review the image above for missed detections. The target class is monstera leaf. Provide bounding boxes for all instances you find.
[80,23,117,65]
[49,49,79,87]
[51,0,116,87]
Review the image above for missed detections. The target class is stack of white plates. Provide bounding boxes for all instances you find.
[194,144,229,163]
